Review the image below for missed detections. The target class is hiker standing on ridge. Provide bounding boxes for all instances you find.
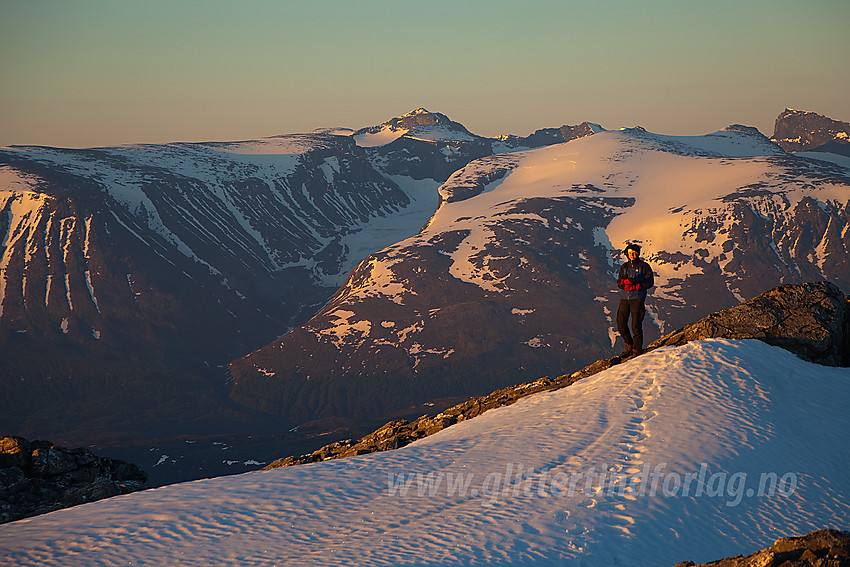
[616,243,654,358]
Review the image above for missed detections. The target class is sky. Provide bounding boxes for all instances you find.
[1,0,848,148]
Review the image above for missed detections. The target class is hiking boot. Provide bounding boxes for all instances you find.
[619,346,633,358]
[632,347,644,356]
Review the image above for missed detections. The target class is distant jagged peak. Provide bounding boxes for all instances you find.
[396,107,453,125]
[554,121,607,139]
[774,107,849,128]
[771,107,850,153]
[494,121,605,150]
[778,107,819,119]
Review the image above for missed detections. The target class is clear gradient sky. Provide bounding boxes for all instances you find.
[2,0,848,148]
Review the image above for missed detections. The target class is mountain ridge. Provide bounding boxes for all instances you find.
[1,107,848,563]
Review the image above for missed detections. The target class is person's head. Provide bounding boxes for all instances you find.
[624,243,641,261]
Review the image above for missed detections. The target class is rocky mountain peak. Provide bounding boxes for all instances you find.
[771,108,850,154]
[356,108,469,136]
[399,107,448,125]
[778,107,811,118]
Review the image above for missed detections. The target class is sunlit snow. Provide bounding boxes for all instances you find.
[354,126,408,148]
[415,128,848,308]
[2,339,847,566]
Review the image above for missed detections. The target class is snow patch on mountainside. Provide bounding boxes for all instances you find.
[3,339,847,566]
[354,126,408,148]
[0,170,54,319]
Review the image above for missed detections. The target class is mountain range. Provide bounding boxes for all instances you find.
[0,109,601,483]
[1,108,848,485]
[228,117,850,427]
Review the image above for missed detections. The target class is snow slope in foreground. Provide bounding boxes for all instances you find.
[2,339,848,567]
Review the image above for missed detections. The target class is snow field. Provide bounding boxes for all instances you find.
[2,339,848,566]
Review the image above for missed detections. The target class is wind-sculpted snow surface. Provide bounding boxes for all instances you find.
[3,339,848,566]
[230,126,850,424]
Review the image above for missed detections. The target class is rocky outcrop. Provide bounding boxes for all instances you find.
[648,281,850,366]
[0,436,147,524]
[771,108,850,155]
[264,281,849,469]
[673,528,850,566]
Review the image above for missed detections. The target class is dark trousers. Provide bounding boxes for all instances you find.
[617,298,646,351]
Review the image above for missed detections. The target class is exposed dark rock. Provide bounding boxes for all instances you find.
[674,528,850,566]
[771,108,850,154]
[263,281,848,470]
[648,281,850,367]
[0,436,31,469]
[496,121,604,150]
[0,436,147,524]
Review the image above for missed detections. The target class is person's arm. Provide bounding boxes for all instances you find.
[617,265,630,289]
[640,262,655,290]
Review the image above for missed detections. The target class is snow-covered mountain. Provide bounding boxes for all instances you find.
[229,124,850,425]
[0,132,426,444]
[0,109,596,481]
[3,338,848,566]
